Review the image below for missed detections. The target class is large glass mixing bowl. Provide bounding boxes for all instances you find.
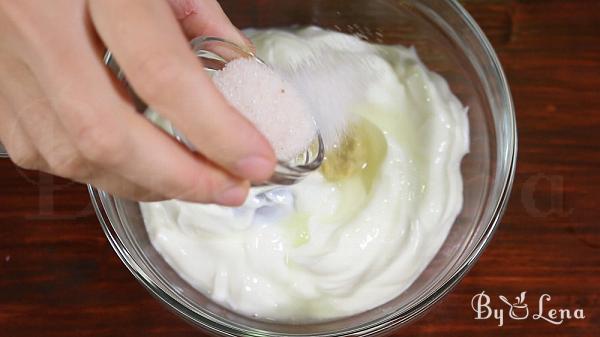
[89,0,517,335]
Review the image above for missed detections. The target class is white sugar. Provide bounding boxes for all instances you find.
[212,58,316,161]
[212,54,373,158]
[280,51,376,150]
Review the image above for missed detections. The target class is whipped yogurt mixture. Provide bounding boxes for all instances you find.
[141,27,469,321]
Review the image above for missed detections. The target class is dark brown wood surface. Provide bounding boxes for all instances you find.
[1,1,598,336]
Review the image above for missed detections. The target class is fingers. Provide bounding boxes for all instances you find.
[3,93,166,203]
[166,0,253,50]
[0,95,46,171]
[0,0,259,206]
[29,33,251,205]
[0,54,46,170]
[86,172,166,202]
[0,54,165,202]
[0,56,93,181]
[1,89,164,202]
[51,76,251,205]
[88,0,276,183]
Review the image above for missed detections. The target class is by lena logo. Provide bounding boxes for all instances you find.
[471,291,585,327]
[499,291,529,320]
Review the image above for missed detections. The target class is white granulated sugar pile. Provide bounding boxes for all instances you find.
[212,58,316,160]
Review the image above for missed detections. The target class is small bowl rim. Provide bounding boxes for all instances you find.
[103,36,325,187]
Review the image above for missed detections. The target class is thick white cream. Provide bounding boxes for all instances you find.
[141,27,469,321]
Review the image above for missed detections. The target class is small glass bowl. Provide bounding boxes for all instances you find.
[91,0,517,335]
[104,37,324,186]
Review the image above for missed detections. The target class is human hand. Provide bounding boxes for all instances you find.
[0,0,276,206]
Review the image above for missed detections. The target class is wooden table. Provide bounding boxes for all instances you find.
[0,1,598,336]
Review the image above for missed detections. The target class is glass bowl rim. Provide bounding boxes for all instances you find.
[88,0,517,335]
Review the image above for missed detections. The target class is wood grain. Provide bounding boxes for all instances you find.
[0,1,598,336]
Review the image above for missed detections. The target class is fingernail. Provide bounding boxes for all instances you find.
[215,183,248,206]
[236,156,275,181]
